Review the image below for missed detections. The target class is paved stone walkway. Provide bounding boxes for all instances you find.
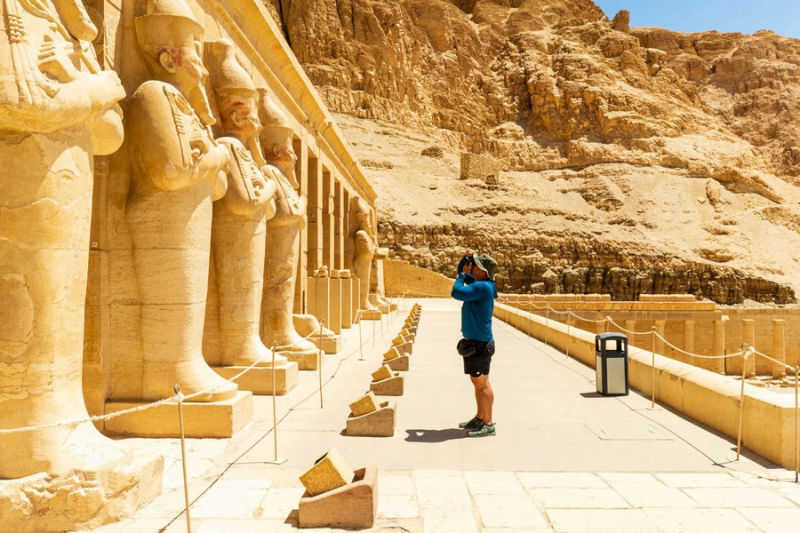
[89,299,800,533]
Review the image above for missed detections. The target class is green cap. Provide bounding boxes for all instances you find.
[472,253,498,281]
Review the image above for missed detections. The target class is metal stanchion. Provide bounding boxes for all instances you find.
[173,384,192,533]
[651,328,656,409]
[795,366,799,483]
[265,347,286,465]
[545,309,550,347]
[737,346,751,461]
[318,322,324,408]
[358,310,365,361]
[566,318,571,359]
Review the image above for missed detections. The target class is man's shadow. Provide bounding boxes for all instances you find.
[405,428,466,443]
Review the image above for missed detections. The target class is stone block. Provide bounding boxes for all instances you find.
[370,374,404,396]
[104,390,253,438]
[298,466,378,529]
[392,334,409,346]
[383,347,401,361]
[349,392,378,417]
[346,402,396,437]
[386,355,410,371]
[329,278,343,334]
[371,364,393,381]
[360,308,382,321]
[0,450,163,533]
[282,349,321,370]
[212,362,298,395]
[395,342,413,356]
[309,334,341,354]
[299,449,354,497]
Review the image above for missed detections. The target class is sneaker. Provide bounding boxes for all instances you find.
[458,416,482,430]
[467,422,496,438]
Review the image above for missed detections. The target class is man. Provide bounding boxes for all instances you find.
[452,251,499,437]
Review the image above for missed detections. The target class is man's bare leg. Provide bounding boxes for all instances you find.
[470,374,494,424]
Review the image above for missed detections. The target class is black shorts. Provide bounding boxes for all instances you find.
[463,340,494,377]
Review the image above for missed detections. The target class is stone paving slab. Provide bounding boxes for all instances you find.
[84,299,800,533]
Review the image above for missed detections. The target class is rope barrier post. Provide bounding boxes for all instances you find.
[318,322,324,409]
[265,346,286,465]
[566,316,571,359]
[795,365,799,483]
[173,384,191,533]
[545,308,550,347]
[358,310,365,361]
[737,346,751,461]
[651,327,656,409]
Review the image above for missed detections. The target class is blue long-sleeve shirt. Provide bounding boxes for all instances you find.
[451,271,498,342]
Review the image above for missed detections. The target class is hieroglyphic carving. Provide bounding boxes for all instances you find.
[0,0,126,479]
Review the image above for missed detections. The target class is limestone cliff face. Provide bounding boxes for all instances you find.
[266,0,800,303]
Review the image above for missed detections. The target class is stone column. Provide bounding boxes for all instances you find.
[712,318,727,374]
[329,272,343,334]
[743,318,756,377]
[334,179,344,270]
[772,319,786,379]
[322,168,334,271]
[341,274,354,329]
[307,155,322,273]
[294,138,309,314]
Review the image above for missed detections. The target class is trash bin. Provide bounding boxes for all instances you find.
[595,333,629,396]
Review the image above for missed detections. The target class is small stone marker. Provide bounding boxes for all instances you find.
[298,466,378,529]
[383,347,400,361]
[346,400,396,437]
[371,364,392,382]
[370,372,404,396]
[299,449,355,497]
[386,354,409,371]
[349,392,378,417]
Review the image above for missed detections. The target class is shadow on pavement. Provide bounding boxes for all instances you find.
[405,428,466,443]
[579,392,618,398]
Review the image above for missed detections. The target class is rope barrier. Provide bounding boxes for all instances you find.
[0,325,326,435]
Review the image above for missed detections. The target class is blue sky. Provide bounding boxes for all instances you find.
[594,1,800,39]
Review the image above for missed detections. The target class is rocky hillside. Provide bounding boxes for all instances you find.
[264,0,800,304]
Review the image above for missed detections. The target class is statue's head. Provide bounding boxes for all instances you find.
[135,0,215,124]
[206,40,260,139]
[258,88,297,175]
[350,197,373,233]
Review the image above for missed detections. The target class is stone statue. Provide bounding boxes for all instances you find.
[350,197,380,314]
[258,88,318,360]
[204,39,286,369]
[124,0,237,401]
[0,0,127,478]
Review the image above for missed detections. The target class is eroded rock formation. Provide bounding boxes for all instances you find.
[266,0,800,303]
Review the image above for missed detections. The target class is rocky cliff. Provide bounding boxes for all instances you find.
[265,0,800,304]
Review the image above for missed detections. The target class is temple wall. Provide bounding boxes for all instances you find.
[500,294,800,375]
